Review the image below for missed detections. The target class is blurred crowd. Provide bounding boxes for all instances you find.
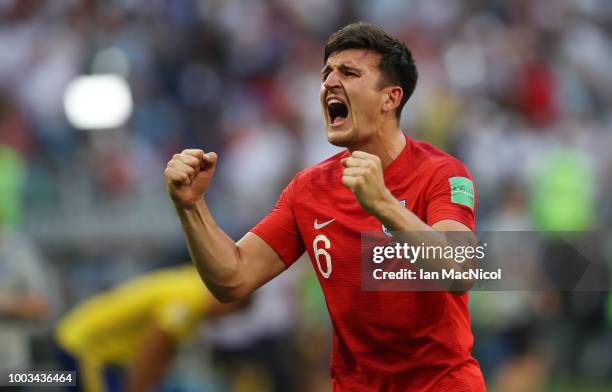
[1,0,612,390]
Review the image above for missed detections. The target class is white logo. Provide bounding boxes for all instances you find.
[314,218,335,230]
[313,234,332,278]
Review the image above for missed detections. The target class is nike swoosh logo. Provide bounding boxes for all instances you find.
[314,218,335,230]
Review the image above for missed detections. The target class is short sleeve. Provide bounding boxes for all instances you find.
[426,160,477,231]
[250,178,306,267]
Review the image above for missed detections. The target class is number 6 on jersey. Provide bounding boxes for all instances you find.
[313,234,332,278]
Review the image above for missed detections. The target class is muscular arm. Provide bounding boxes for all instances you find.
[166,149,286,302]
[177,202,285,302]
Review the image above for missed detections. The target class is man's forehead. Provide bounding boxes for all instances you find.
[325,49,380,69]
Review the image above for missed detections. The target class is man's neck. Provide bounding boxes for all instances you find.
[348,127,406,169]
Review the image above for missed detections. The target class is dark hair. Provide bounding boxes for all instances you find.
[324,22,418,121]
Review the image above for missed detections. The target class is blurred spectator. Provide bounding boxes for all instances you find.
[0,219,50,371]
[472,180,551,392]
[0,93,28,229]
[531,147,595,231]
[0,112,49,370]
[55,265,246,392]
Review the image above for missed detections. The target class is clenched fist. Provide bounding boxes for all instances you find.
[341,151,393,215]
[165,149,217,208]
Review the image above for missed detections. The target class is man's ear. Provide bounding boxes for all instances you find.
[382,86,403,114]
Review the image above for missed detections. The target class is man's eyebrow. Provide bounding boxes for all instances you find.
[320,63,361,75]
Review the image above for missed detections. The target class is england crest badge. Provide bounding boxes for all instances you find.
[382,199,406,237]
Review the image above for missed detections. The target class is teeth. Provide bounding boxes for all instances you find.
[327,98,344,106]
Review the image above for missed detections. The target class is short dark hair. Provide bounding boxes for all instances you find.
[324,22,418,121]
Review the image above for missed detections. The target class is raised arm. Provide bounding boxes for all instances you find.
[165,149,286,302]
[341,151,478,293]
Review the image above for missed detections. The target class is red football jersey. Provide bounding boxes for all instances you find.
[251,135,485,392]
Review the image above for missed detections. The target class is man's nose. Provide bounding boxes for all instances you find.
[323,70,341,91]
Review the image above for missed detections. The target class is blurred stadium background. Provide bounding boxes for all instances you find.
[1,0,612,391]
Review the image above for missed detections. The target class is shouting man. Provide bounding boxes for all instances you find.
[165,22,485,391]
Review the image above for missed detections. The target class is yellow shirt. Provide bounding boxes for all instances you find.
[55,266,211,366]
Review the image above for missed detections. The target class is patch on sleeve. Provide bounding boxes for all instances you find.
[449,177,474,209]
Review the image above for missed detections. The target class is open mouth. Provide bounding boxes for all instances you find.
[327,98,349,127]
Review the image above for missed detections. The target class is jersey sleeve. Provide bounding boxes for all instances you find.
[426,159,477,231]
[250,177,306,268]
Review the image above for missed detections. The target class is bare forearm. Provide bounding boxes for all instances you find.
[373,196,477,290]
[176,199,243,301]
